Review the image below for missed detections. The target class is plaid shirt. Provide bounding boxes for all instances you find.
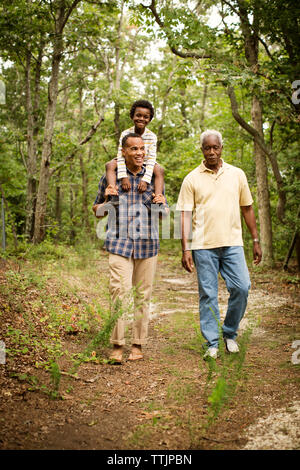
[94,166,168,259]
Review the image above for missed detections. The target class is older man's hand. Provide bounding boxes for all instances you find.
[253,242,262,265]
[182,251,194,273]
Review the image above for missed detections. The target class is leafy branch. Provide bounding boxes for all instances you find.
[140,0,211,59]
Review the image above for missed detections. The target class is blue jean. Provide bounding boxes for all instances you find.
[192,247,251,348]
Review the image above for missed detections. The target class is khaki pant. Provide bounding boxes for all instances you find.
[109,253,158,346]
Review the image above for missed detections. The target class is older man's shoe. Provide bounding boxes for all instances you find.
[203,347,218,360]
[225,338,239,353]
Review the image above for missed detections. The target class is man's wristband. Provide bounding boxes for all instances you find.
[253,238,260,243]
[182,249,191,252]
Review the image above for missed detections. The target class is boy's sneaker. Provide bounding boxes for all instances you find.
[225,338,239,353]
[203,347,218,360]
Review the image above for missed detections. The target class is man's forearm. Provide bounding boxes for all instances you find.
[241,205,262,264]
[241,205,259,240]
[181,211,192,251]
[180,211,194,273]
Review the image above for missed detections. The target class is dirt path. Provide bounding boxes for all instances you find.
[0,252,299,451]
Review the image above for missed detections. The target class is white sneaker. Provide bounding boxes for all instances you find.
[204,347,218,359]
[225,338,239,353]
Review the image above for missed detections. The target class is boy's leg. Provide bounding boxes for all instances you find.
[105,158,118,187]
[153,164,164,195]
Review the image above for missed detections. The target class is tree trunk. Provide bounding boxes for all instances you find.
[55,183,62,230]
[69,184,76,243]
[114,102,121,147]
[32,1,81,243]
[157,62,175,151]
[251,96,273,265]
[25,49,37,239]
[113,1,124,147]
[296,235,300,271]
[0,183,18,249]
[236,1,274,265]
[25,38,44,239]
[33,7,65,244]
[179,88,189,138]
[283,205,300,271]
[79,156,89,231]
[199,81,208,130]
[78,85,90,232]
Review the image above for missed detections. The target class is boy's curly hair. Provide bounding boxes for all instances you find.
[130,100,155,121]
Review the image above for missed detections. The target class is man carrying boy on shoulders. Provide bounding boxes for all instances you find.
[93,133,168,363]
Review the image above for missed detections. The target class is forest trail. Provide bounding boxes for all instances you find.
[0,249,299,451]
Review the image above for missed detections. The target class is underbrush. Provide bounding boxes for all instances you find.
[0,242,120,398]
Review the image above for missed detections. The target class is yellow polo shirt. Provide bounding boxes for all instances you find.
[176,160,253,249]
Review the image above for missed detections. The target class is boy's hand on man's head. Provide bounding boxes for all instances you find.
[138,181,148,193]
[121,177,131,192]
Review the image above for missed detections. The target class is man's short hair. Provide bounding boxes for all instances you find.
[200,129,223,147]
[121,132,143,148]
[130,100,155,121]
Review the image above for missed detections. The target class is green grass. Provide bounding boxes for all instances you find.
[1,244,125,396]
[167,379,196,404]
[204,315,256,427]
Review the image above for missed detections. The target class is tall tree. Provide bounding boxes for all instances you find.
[33,0,82,243]
[0,0,50,238]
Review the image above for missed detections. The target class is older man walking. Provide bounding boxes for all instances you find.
[177,129,262,359]
[93,133,167,363]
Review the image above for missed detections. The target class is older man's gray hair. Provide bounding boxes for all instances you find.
[200,129,223,147]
